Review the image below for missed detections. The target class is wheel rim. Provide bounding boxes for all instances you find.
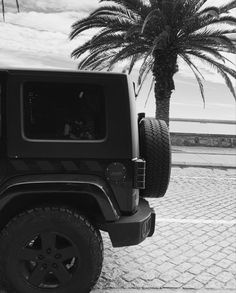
[17,231,79,289]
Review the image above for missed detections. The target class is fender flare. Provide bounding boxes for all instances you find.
[0,174,120,221]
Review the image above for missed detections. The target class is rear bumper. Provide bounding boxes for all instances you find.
[100,198,155,247]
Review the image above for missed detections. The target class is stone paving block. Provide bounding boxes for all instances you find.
[140,271,157,281]
[162,243,178,251]
[189,256,203,264]
[130,250,146,258]
[183,279,204,289]
[215,271,235,283]
[95,168,236,291]
[204,239,217,247]
[147,279,165,288]
[195,272,215,284]
[189,264,205,275]
[199,258,215,267]
[130,278,147,288]
[206,265,223,276]
[179,246,194,255]
[122,270,143,282]
[135,255,152,264]
[148,249,165,257]
[198,250,214,259]
[205,279,225,289]
[208,245,223,254]
[122,262,139,273]
[163,280,182,288]
[175,272,195,284]
[228,263,236,273]
[141,262,157,271]
[225,278,236,289]
[159,270,180,282]
[165,249,181,258]
[175,262,192,273]
[152,255,169,265]
[156,262,175,273]
[217,259,233,269]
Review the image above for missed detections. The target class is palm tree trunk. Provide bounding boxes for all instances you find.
[1,0,5,21]
[155,95,170,126]
[16,0,20,12]
[1,0,20,21]
[152,72,173,127]
[152,52,178,127]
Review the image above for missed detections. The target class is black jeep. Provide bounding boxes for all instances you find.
[0,69,171,293]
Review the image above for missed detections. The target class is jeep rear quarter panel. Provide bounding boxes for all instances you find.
[6,69,139,160]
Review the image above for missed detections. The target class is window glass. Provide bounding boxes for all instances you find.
[23,82,106,140]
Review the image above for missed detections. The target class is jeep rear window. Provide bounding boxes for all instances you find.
[23,82,106,141]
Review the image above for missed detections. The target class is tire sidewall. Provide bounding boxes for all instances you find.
[0,208,103,293]
[139,118,171,198]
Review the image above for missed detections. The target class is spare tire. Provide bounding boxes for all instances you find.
[139,118,171,198]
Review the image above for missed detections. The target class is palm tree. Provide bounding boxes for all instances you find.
[1,0,20,21]
[70,0,236,125]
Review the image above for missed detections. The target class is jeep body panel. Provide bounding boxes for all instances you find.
[0,157,138,213]
[5,69,139,159]
[0,69,140,214]
[0,68,157,249]
[100,198,156,247]
[0,174,119,221]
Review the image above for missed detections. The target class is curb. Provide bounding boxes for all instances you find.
[172,162,236,169]
[93,289,236,293]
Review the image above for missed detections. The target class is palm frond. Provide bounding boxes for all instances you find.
[79,50,118,70]
[70,14,133,39]
[144,77,155,107]
[100,0,148,17]
[195,0,210,12]
[180,53,206,104]
[188,50,236,78]
[71,0,236,105]
[72,32,127,59]
[183,44,230,63]
[218,69,236,100]
[187,50,236,99]
[141,8,165,34]
[125,24,143,40]
[89,4,138,22]
[128,53,141,74]
[219,0,236,13]
[182,14,236,38]
[198,6,220,18]
[138,50,154,85]
[183,33,236,54]
[107,44,147,70]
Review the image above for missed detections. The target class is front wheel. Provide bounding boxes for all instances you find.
[0,207,103,293]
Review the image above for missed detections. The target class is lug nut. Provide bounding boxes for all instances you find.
[42,264,48,269]
[47,248,52,254]
[55,253,61,259]
[52,263,58,269]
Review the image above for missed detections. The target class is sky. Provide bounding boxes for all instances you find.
[0,0,236,134]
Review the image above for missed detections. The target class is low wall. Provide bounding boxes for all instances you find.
[170,133,236,148]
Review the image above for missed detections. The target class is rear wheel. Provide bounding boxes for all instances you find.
[139,118,171,198]
[0,207,103,293]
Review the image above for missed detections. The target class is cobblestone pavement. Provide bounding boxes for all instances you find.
[93,167,236,291]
